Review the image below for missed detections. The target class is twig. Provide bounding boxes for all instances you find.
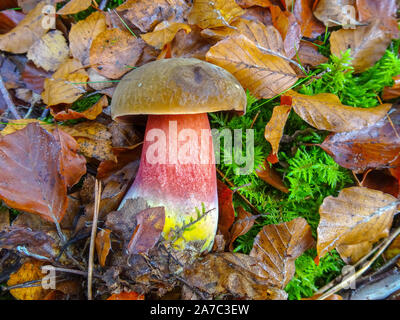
[318,225,400,300]
[0,74,21,119]
[87,179,102,300]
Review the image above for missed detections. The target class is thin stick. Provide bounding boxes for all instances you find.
[0,74,21,119]
[87,179,102,300]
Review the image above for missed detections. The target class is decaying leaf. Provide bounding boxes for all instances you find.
[0,123,68,223]
[89,29,145,79]
[206,34,297,99]
[383,75,400,101]
[317,187,398,263]
[57,0,92,15]
[250,218,314,287]
[107,291,145,300]
[142,21,191,49]
[69,11,107,66]
[256,161,289,193]
[42,58,88,106]
[330,20,393,73]
[360,170,400,198]
[264,104,291,160]
[27,30,69,72]
[188,0,244,29]
[297,40,329,67]
[0,2,50,54]
[217,179,235,242]
[96,228,112,267]
[0,9,25,34]
[313,0,356,27]
[320,107,400,172]
[21,61,52,94]
[0,207,9,231]
[116,0,189,33]
[127,207,165,255]
[52,95,108,121]
[292,0,325,38]
[183,253,287,299]
[286,91,392,132]
[228,207,258,251]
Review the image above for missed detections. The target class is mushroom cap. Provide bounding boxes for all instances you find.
[111,58,246,122]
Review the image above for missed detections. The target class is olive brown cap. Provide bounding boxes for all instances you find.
[111,58,246,122]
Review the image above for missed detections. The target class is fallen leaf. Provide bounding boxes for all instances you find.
[42,58,88,106]
[320,107,400,172]
[57,0,92,15]
[27,30,69,72]
[96,228,112,267]
[116,0,189,33]
[297,40,329,67]
[142,21,191,49]
[183,252,287,299]
[317,187,398,263]
[360,170,400,198]
[89,29,145,79]
[303,294,343,300]
[236,0,273,7]
[127,207,165,255]
[250,218,314,287]
[264,104,291,161]
[206,34,297,99]
[107,291,145,300]
[256,160,289,193]
[383,75,400,101]
[0,54,23,89]
[69,11,107,66]
[228,207,259,251]
[0,123,68,223]
[21,61,52,94]
[51,95,108,121]
[269,5,301,58]
[0,207,10,231]
[217,179,235,242]
[293,0,325,38]
[286,91,392,132]
[241,5,272,26]
[0,2,50,54]
[188,0,244,29]
[330,19,393,73]
[314,0,356,27]
[0,9,25,34]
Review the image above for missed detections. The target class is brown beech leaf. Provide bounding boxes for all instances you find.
[42,58,88,106]
[241,6,272,26]
[69,11,107,66]
[95,228,112,267]
[217,179,235,242]
[52,95,108,121]
[188,0,245,29]
[360,170,400,198]
[250,218,314,287]
[256,160,289,193]
[142,21,191,49]
[320,107,400,173]
[293,0,325,38]
[127,207,165,255]
[27,30,69,72]
[264,104,291,160]
[228,207,259,251]
[0,2,50,54]
[314,0,356,27]
[383,75,400,101]
[116,0,189,33]
[0,123,67,223]
[57,0,92,15]
[0,9,25,34]
[90,29,145,79]
[297,40,328,67]
[330,20,392,73]
[317,187,398,263]
[21,61,52,94]
[201,18,285,55]
[236,0,273,7]
[286,91,392,132]
[182,253,287,299]
[206,34,297,99]
[52,128,87,188]
[269,5,301,58]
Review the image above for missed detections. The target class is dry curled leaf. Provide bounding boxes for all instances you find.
[320,107,400,173]
[317,187,398,263]
[330,20,393,73]
[188,0,244,29]
[216,179,235,242]
[250,218,314,287]
[142,21,191,49]
[206,34,297,99]
[69,11,107,66]
[57,0,92,15]
[286,91,392,132]
[96,228,112,267]
[42,58,88,106]
[52,95,108,121]
[0,2,50,54]
[256,160,289,193]
[90,29,145,79]
[27,30,69,72]
[228,207,259,251]
[0,123,68,223]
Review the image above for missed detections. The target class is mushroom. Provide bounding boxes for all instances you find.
[111,58,246,252]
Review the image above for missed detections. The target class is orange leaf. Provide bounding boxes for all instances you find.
[256,160,289,193]
[142,21,191,49]
[228,207,259,251]
[0,9,25,34]
[95,228,112,267]
[216,179,235,242]
[293,0,325,38]
[107,291,145,300]
[57,0,92,15]
[52,95,108,121]
[383,75,400,101]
